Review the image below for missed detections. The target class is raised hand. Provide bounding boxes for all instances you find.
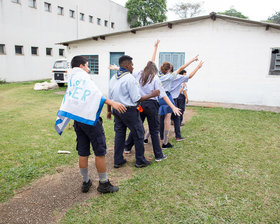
[192,54,199,62]
[108,64,119,70]
[152,40,160,62]
[155,39,160,47]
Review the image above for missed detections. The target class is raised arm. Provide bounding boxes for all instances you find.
[162,96,181,116]
[108,64,119,70]
[151,40,160,63]
[183,90,188,104]
[179,83,186,94]
[175,54,199,75]
[189,61,204,79]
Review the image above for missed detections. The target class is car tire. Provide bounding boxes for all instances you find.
[58,83,64,87]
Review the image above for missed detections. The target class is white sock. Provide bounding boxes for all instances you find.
[163,130,169,145]
[98,172,108,183]
[80,167,89,183]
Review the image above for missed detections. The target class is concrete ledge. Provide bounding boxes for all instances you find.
[188,101,280,113]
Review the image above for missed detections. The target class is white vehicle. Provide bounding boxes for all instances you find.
[52,59,71,87]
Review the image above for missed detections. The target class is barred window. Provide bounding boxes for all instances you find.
[0,44,5,54]
[269,48,280,75]
[69,10,75,18]
[89,15,93,23]
[59,49,64,56]
[31,47,38,55]
[15,45,23,55]
[80,13,84,21]
[44,2,51,12]
[46,48,52,56]
[28,0,36,8]
[82,55,99,74]
[58,6,63,15]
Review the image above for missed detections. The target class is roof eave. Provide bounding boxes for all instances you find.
[57,13,280,45]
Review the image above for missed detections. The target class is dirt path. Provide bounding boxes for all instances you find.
[0,109,195,224]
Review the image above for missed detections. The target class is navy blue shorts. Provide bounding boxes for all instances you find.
[74,118,107,157]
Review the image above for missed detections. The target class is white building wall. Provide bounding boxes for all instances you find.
[67,18,280,107]
[0,0,129,82]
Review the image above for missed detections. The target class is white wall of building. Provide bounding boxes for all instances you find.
[0,0,129,82]
[66,18,280,107]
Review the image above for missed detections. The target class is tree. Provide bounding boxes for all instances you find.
[125,0,167,28]
[267,11,280,24]
[169,2,203,19]
[218,7,248,19]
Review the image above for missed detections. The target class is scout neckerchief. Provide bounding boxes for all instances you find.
[116,67,130,79]
[158,71,165,77]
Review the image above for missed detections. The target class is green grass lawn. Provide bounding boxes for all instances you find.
[0,81,74,201]
[0,81,123,202]
[1,82,280,223]
[61,108,280,223]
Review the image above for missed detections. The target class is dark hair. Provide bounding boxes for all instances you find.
[160,62,171,74]
[170,65,174,73]
[119,55,133,67]
[179,69,186,75]
[140,61,158,86]
[71,56,88,68]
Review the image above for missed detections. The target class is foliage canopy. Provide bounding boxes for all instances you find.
[126,0,167,28]
[267,11,280,24]
[218,7,248,19]
[169,2,203,19]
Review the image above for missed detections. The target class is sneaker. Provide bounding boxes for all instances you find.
[81,179,92,193]
[162,142,173,149]
[144,139,148,144]
[97,180,119,194]
[135,160,152,168]
[176,137,186,142]
[114,159,127,168]
[124,148,131,154]
[155,154,168,162]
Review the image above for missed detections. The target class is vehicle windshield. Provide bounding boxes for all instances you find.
[53,61,68,69]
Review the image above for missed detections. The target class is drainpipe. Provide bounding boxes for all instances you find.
[76,4,79,39]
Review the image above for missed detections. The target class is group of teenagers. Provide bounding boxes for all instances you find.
[69,40,203,194]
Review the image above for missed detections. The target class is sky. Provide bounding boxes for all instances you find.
[112,0,280,22]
